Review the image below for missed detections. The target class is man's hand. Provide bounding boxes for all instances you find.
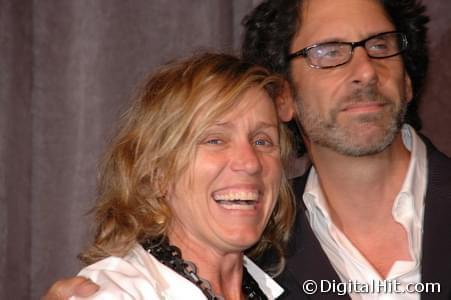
[41,276,99,300]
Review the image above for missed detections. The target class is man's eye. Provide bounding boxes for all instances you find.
[370,42,389,51]
[323,49,341,58]
[312,45,345,59]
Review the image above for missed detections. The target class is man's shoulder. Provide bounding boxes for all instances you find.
[421,134,451,186]
[420,133,451,162]
[290,169,309,198]
[419,135,451,299]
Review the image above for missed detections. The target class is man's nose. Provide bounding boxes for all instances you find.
[348,47,379,86]
[230,142,262,175]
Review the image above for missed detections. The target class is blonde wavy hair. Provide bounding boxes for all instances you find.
[80,53,295,275]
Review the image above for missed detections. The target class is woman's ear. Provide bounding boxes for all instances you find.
[276,81,296,122]
[153,169,168,198]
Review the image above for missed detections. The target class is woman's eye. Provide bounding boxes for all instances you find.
[206,138,223,145]
[255,138,273,147]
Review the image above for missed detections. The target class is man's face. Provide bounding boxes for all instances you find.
[288,0,413,156]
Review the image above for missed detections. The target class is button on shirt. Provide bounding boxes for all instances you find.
[303,125,427,300]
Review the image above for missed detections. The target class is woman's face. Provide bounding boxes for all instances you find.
[167,87,282,255]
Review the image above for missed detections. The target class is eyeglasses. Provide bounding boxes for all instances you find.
[288,31,408,69]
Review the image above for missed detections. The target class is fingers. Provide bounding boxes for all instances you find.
[73,278,100,297]
[41,276,99,300]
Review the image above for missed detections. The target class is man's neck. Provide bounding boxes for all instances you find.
[308,133,412,277]
[310,133,410,223]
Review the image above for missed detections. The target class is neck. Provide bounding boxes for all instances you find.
[309,133,411,230]
[168,229,245,300]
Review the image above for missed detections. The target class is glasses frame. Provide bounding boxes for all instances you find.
[287,31,408,69]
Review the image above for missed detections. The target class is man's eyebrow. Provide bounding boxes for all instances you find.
[311,31,394,45]
[310,37,348,45]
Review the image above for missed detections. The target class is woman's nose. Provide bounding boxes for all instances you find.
[230,143,262,175]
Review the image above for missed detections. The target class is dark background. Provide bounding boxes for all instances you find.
[1,1,450,299]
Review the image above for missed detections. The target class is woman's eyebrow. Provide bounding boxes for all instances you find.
[209,121,278,130]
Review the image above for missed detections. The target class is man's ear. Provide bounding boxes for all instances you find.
[405,72,413,103]
[276,81,296,122]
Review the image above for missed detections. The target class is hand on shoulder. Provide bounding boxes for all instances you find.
[42,276,99,300]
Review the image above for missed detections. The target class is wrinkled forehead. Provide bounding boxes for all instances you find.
[191,85,277,133]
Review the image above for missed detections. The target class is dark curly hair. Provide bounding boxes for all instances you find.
[242,0,430,155]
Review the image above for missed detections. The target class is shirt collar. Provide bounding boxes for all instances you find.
[303,167,333,226]
[303,124,427,246]
[243,256,284,299]
[134,244,284,299]
[394,124,428,222]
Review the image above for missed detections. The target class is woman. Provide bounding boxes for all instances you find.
[71,53,294,299]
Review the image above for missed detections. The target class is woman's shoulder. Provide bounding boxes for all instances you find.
[72,243,206,300]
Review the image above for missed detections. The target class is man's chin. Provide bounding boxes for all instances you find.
[332,130,398,156]
[335,142,391,157]
[313,123,399,156]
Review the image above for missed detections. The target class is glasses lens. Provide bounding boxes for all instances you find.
[365,32,406,58]
[307,43,351,68]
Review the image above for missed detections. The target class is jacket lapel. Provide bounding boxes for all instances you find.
[420,137,451,299]
[282,175,351,300]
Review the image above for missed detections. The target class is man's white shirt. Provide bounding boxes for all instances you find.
[303,124,428,299]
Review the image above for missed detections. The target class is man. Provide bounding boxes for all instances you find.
[44,0,451,299]
[243,0,451,299]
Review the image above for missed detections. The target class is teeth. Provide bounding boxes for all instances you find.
[213,191,259,210]
[213,191,258,201]
[217,201,257,210]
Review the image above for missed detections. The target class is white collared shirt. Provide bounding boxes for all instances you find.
[303,125,428,300]
[70,243,284,300]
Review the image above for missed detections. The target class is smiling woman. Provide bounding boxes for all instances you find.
[72,53,294,299]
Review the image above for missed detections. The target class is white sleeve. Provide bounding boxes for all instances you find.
[70,256,162,300]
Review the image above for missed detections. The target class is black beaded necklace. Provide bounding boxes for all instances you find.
[141,237,268,300]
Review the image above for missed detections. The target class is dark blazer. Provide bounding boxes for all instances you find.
[273,137,451,299]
